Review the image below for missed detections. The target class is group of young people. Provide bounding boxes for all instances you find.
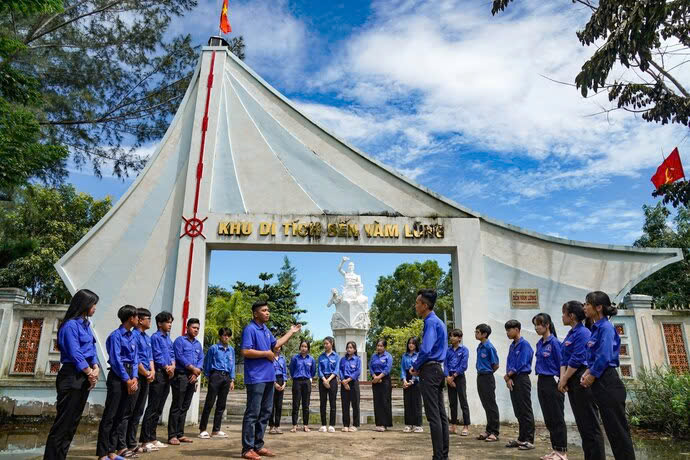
[43,287,634,460]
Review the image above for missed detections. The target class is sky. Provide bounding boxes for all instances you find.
[66,0,689,338]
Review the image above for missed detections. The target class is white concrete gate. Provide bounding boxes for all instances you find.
[56,44,682,423]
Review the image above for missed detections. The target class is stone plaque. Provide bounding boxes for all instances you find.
[510,288,539,309]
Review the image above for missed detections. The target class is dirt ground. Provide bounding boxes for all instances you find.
[44,424,593,460]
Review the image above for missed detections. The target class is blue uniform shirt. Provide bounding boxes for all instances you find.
[535,335,561,376]
[444,345,469,376]
[401,352,419,382]
[151,330,175,368]
[273,355,287,380]
[506,337,534,375]
[58,318,97,371]
[106,325,138,382]
[476,340,499,374]
[203,343,235,379]
[289,354,316,379]
[412,311,448,371]
[561,323,590,369]
[241,320,277,384]
[134,329,153,372]
[587,317,620,378]
[173,335,204,373]
[318,351,340,378]
[339,354,361,380]
[369,351,393,376]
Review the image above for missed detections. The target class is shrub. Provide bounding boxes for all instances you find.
[627,366,690,439]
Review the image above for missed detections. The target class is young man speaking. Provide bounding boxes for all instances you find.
[241,300,301,459]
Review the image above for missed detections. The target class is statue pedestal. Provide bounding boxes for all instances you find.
[334,328,368,381]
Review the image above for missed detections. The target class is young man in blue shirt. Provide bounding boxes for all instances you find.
[140,311,175,450]
[240,300,301,460]
[408,289,449,460]
[475,323,500,442]
[168,318,204,445]
[445,329,470,436]
[199,327,235,439]
[504,320,535,450]
[125,308,155,454]
[97,305,139,460]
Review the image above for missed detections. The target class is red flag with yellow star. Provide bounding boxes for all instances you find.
[651,147,685,189]
[219,0,231,34]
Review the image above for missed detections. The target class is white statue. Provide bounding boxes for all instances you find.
[327,257,370,330]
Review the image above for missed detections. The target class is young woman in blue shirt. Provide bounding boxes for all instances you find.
[533,313,566,460]
[581,291,635,460]
[558,300,605,460]
[44,289,100,460]
[290,340,316,432]
[370,338,393,431]
[318,336,340,433]
[339,341,361,432]
[400,336,422,433]
[269,346,287,434]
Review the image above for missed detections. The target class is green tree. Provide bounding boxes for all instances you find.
[204,290,253,353]
[0,184,111,298]
[631,202,690,307]
[368,260,453,346]
[380,318,424,380]
[491,1,690,207]
[277,255,300,289]
[1,2,68,197]
[1,0,245,179]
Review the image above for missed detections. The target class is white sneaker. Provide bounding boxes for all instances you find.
[328,426,335,433]
[212,431,227,438]
[413,426,424,433]
[403,426,412,433]
[152,440,167,448]
[319,426,328,432]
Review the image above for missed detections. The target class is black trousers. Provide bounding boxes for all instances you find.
[43,364,91,460]
[199,371,232,433]
[448,374,470,426]
[291,378,311,425]
[372,375,393,427]
[592,367,636,460]
[537,375,567,452]
[97,369,138,457]
[341,380,360,427]
[509,373,534,443]
[477,373,499,435]
[270,376,285,427]
[124,373,149,448]
[319,375,338,426]
[567,367,606,460]
[403,382,423,426]
[419,363,449,460]
[140,368,171,442]
[167,373,196,440]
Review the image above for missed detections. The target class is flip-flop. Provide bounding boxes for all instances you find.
[461,429,469,436]
[476,432,489,440]
[178,437,194,443]
[505,440,521,448]
[485,434,499,442]
[167,438,180,445]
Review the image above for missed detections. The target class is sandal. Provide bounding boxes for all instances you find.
[178,437,194,443]
[198,431,210,439]
[476,432,489,440]
[505,440,521,448]
[167,438,180,445]
[120,451,139,458]
[290,426,297,433]
[461,428,469,436]
[485,434,499,442]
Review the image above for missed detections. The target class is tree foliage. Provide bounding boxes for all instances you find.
[368,260,453,347]
[631,202,690,307]
[492,2,689,122]
[0,184,111,298]
[1,0,245,179]
[380,318,424,380]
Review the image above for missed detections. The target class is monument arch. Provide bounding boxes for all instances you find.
[55,41,682,422]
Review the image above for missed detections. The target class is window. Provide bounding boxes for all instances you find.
[13,318,44,374]
[620,344,628,357]
[663,323,689,373]
[620,364,633,378]
[615,323,626,336]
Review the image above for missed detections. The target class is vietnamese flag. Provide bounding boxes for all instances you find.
[651,147,685,189]
[219,0,231,34]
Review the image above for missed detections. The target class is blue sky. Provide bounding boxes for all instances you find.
[67,0,689,338]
